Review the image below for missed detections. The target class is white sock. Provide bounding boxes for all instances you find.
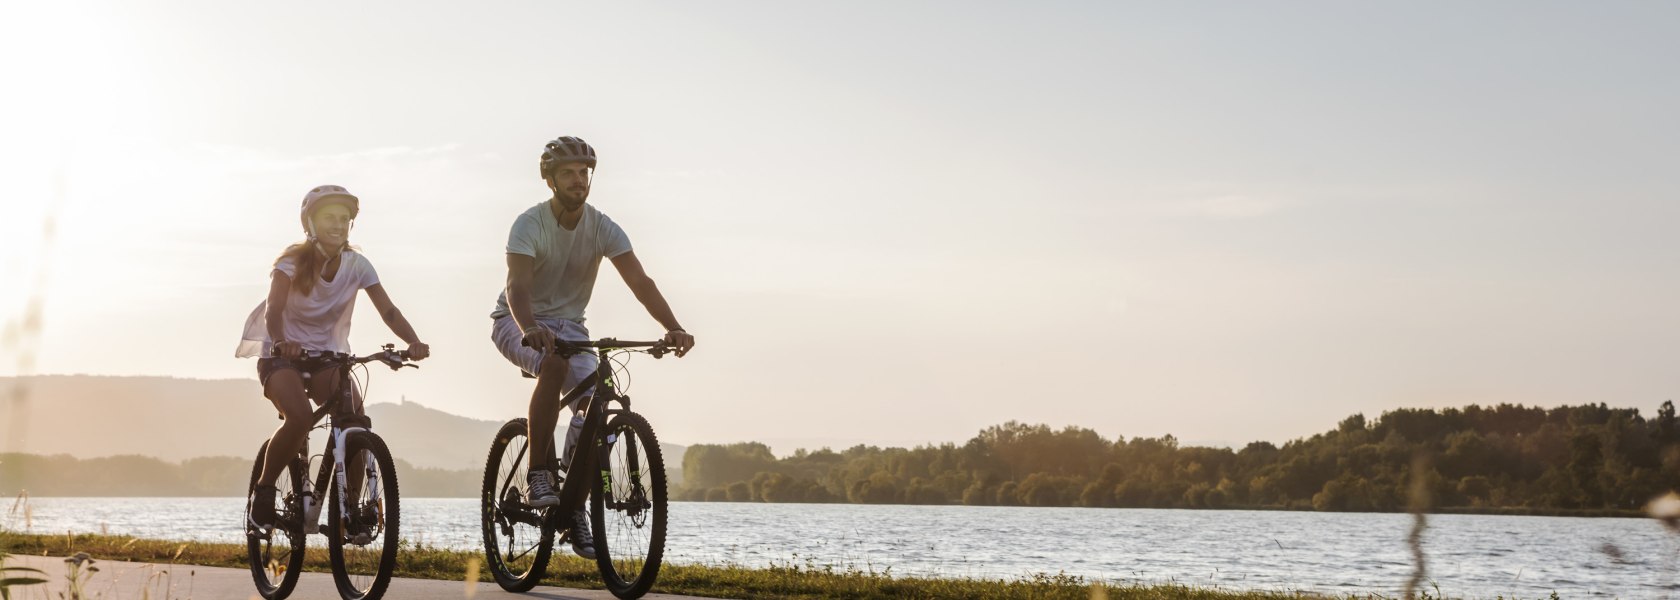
[560,412,585,471]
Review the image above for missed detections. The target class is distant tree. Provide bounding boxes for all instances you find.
[726,481,752,502]
[1658,400,1677,445]
[961,478,994,506]
[994,481,1019,506]
[1338,414,1367,434]
[1456,476,1491,506]
[1568,432,1605,508]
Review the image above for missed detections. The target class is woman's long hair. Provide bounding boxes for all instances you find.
[274,240,355,296]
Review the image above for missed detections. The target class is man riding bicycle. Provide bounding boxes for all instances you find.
[489,135,695,559]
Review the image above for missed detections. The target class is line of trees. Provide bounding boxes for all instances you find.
[678,401,1680,512]
[0,454,479,497]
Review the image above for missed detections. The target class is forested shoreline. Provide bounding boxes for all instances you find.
[8,401,1677,516]
[679,402,1680,514]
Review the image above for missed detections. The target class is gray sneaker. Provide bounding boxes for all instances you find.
[570,507,596,559]
[527,470,560,508]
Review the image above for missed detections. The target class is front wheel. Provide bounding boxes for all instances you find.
[482,418,554,592]
[592,410,668,599]
[247,441,306,600]
[327,431,400,600]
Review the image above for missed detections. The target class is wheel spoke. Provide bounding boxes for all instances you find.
[482,420,554,592]
[593,411,667,597]
[247,444,305,599]
[328,434,399,600]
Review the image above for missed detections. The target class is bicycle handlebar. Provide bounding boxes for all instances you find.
[521,337,674,358]
[293,344,419,371]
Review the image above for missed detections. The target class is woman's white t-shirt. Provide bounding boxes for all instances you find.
[236,250,380,358]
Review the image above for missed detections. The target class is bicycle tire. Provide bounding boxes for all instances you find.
[482,418,555,592]
[246,440,306,600]
[327,430,400,600]
[591,410,667,599]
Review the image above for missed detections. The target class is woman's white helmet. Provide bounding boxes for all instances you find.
[300,184,359,237]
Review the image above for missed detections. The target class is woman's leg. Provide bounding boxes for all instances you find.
[260,368,314,486]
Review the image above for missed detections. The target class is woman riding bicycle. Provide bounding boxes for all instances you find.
[235,184,430,533]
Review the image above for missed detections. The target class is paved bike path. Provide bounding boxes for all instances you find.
[11,554,725,600]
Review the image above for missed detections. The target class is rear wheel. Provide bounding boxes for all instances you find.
[592,411,667,599]
[482,418,554,592]
[327,431,400,600]
[246,440,306,600]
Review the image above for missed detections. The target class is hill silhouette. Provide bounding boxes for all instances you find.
[0,375,683,478]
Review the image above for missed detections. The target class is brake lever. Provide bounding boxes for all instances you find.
[377,351,406,371]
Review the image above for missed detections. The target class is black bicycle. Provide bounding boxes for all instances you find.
[481,338,672,599]
[246,344,416,600]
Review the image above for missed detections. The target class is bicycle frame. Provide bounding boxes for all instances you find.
[532,342,651,524]
[284,354,391,536]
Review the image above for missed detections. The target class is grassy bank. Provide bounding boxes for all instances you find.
[0,531,1342,600]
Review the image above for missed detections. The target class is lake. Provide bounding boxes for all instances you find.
[5,498,1676,598]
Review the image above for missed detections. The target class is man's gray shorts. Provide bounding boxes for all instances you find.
[490,315,598,411]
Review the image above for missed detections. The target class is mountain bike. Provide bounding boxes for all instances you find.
[482,337,672,599]
[246,344,417,600]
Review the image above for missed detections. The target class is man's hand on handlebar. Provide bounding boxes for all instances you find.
[662,329,695,358]
[522,324,557,354]
[405,341,430,360]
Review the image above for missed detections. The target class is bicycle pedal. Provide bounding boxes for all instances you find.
[351,532,373,546]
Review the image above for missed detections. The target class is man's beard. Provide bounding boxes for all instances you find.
[557,188,591,211]
[559,188,588,211]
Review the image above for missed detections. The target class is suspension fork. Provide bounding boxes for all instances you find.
[589,348,617,501]
[606,420,651,510]
[328,370,378,527]
[591,346,649,504]
[624,428,641,487]
[333,426,379,515]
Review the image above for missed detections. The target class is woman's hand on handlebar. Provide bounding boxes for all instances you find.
[405,341,430,360]
[274,340,303,360]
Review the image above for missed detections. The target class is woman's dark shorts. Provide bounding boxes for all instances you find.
[256,356,335,388]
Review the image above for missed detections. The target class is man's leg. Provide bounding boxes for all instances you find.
[560,399,594,559]
[554,321,598,559]
[489,316,569,507]
[525,354,570,507]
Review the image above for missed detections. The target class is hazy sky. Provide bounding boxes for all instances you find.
[2,2,1676,454]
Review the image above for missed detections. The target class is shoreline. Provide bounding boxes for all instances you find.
[0,531,1365,600]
